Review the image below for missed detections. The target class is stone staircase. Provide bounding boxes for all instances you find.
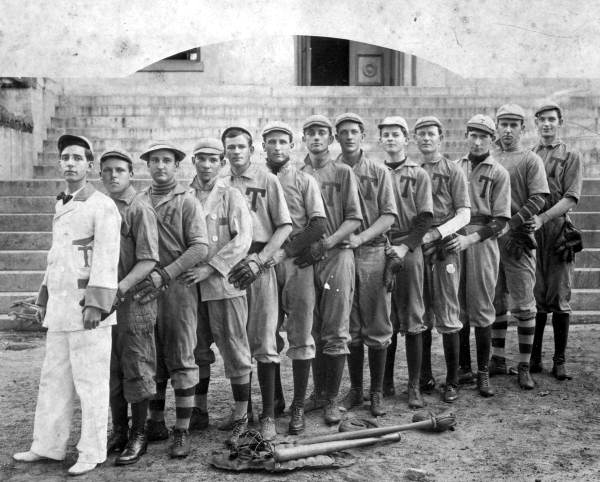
[1,84,599,327]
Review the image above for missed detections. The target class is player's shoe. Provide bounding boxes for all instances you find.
[443,384,459,403]
[304,392,326,412]
[274,397,286,418]
[115,430,147,466]
[145,419,169,442]
[259,415,277,441]
[323,399,342,425]
[489,355,509,376]
[517,363,535,389]
[13,451,46,462]
[341,387,364,410]
[189,408,209,431]
[552,362,568,381]
[67,461,97,476]
[225,413,249,448]
[529,359,544,373]
[369,391,386,417]
[382,381,395,397]
[407,383,425,409]
[458,367,476,384]
[477,370,495,397]
[169,429,190,458]
[107,427,129,454]
[419,376,437,393]
[288,404,306,435]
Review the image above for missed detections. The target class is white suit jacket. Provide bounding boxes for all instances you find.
[37,183,121,331]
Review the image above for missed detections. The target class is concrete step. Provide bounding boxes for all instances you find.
[0,214,53,232]
[582,230,600,246]
[574,268,600,288]
[0,233,52,250]
[0,251,47,270]
[0,179,156,196]
[576,249,600,268]
[576,195,600,212]
[0,197,56,213]
[0,292,38,313]
[572,289,600,311]
[582,179,600,194]
[570,212,600,229]
[571,311,600,324]
[0,271,44,291]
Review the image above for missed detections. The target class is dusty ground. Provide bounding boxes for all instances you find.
[1,326,600,482]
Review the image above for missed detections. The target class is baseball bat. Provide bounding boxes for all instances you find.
[273,432,401,462]
[296,411,456,445]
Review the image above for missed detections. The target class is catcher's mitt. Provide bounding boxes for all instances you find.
[228,253,267,290]
[8,297,44,326]
[133,266,170,304]
[294,238,328,268]
[383,245,405,292]
[554,219,583,263]
[505,227,537,260]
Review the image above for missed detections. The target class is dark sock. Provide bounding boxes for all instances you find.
[257,362,276,418]
[292,359,311,407]
[474,326,491,372]
[247,370,253,414]
[347,344,364,390]
[311,350,325,397]
[196,377,210,395]
[324,354,345,400]
[405,332,423,386]
[532,312,548,362]
[443,332,460,386]
[274,363,284,403]
[368,347,387,393]
[552,312,570,364]
[421,329,433,379]
[384,333,397,386]
[131,399,149,433]
[459,320,472,370]
[110,392,129,429]
[149,380,168,419]
[231,382,250,402]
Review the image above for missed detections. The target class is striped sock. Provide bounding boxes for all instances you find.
[517,315,536,364]
[491,313,508,359]
[174,387,196,430]
[149,381,167,422]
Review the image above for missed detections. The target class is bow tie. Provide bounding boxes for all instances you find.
[57,192,73,204]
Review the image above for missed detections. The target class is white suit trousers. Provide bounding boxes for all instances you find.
[30,327,111,464]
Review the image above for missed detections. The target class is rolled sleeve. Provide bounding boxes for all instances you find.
[267,174,292,228]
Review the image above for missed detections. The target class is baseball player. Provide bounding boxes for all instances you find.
[415,116,471,403]
[379,116,434,409]
[13,134,121,476]
[490,104,550,390]
[300,114,363,425]
[100,149,160,465]
[220,126,292,441]
[529,101,583,380]
[179,138,253,447]
[447,115,511,398]
[260,121,327,434]
[334,113,397,417]
[137,142,209,457]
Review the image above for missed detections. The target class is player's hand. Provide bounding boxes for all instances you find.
[445,234,470,253]
[386,244,409,259]
[422,228,441,245]
[150,270,163,288]
[529,215,543,231]
[83,306,102,330]
[341,233,363,250]
[267,248,287,267]
[178,265,215,286]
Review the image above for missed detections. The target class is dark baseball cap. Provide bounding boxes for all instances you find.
[57,134,93,154]
[99,148,133,164]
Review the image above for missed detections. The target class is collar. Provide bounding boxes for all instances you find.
[190,175,221,192]
[303,154,334,170]
[495,139,522,152]
[143,182,187,196]
[421,153,444,165]
[461,153,495,167]
[227,161,257,180]
[110,185,136,204]
[536,138,563,150]
[335,150,366,166]
[385,157,419,170]
[71,183,96,202]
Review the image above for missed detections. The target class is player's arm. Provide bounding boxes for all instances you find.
[259,174,293,261]
[509,153,549,231]
[162,196,209,282]
[532,150,583,229]
[84,199,122,328]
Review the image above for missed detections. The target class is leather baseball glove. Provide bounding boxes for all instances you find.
[554,219,583,263]
[294,238,328,268]
[133,266,170,304]
[228,253,267,290]
[383,245,405,292]
[8,296,44,326]
[505,227,537,260]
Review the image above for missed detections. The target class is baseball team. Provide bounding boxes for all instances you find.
[12,100,582,476]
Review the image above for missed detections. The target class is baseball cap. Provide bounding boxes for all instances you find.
[496,104,526,121]
[57,134,93,154]
[302,114,333,131]
[221,125,254,144]
[534,100,562,118]
[140,142,186,163]
[99,148,133,165]
[262,121,294,141]
[334,112,365,129]
[378,116,409,133]
[414,116,443,132]
[466,114,496,136]
[192,138,224,156]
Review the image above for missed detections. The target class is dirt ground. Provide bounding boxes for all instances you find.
[1,326,600,482]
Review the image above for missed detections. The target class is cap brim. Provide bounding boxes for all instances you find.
[262,127,293,138]
[140,146,185,162]
[100,151,132,163]
[192,148,222,156]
